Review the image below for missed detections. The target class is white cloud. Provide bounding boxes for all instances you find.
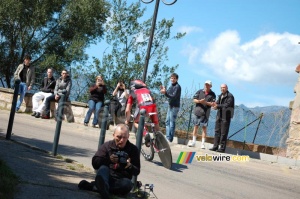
[181,44,200,65]
[197,31,300,85]
[178,26,202,35]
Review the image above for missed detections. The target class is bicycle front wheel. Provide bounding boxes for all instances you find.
[154,131,172,169]
[140,133,155,161]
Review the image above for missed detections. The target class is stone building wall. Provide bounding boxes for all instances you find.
[286,65,300,160]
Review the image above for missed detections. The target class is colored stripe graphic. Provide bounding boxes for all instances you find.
[185,152,196,164]
[176,152,184,164]
[179,152,187,164]
[176,152,196,164]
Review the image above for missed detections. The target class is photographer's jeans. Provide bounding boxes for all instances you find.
[84,100,102,125]
[16,82,27,111]
[96,165,133,197]
[165,106,180,142]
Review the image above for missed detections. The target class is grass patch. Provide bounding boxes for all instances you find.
[55,154,64,159]
[66,165,76,170]
[77,164,84,169]
[0,159,19,199]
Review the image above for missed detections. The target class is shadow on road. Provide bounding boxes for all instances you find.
[0,132,93,158]
[151,160,188,172]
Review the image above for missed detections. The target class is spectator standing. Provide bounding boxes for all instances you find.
[84,75,107,127]
[188,80,216,148]
[13,54,35,112]
[160,73,181,142]
[41,69,72,119]
[210,84,235,153]
[31,68,56,118]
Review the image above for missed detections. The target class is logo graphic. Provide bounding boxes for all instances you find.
[176,152,196,164]
[176,152,250,164]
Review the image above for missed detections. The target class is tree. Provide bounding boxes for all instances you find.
[71,0,185,103]
[0,0,110,88]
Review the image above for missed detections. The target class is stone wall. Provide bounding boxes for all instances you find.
[286,65,300,160]
[0,87,90,124]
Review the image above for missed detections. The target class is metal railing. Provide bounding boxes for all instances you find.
[172,103,291,149]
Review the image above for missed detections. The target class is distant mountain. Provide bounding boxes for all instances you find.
[168,99,291,148]
[249,105,290,114]
[178,104,291,148]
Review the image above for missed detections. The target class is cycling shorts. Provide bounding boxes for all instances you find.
[134,104,159,124]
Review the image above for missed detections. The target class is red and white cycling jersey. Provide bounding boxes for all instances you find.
[127,88,158,124]
[127,88,153,106]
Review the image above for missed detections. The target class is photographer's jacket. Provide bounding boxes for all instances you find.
[92,140,140,179]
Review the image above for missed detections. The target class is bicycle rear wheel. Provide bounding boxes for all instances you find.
[140,133,155,161]
[154,131,172,169]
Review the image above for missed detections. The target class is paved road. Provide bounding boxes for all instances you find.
[1,110,300,199]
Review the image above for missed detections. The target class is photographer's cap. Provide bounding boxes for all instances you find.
[205,80,212,86]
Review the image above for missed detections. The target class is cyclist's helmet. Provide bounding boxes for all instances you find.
[130,79,147,90]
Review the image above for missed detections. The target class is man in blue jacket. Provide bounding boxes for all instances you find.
[160,73,181,142]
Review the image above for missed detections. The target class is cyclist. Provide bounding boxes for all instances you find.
[124,80,159,145]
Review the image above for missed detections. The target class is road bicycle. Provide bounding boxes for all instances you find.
[138,112,173,170]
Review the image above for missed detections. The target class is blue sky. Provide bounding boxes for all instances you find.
[87,0,300,107]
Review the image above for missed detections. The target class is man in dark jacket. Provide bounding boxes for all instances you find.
[210,84,235,153]
[31,68,56,118]
[160,73,181,142]
[79,124,140,198]
[41,69,72,119]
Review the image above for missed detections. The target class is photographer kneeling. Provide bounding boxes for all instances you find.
[79,124,140,198]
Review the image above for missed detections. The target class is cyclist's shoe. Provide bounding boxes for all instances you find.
[144,133,151,147]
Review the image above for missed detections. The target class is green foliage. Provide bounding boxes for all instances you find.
[71,0,186,101]
[0,0,110,87]
[0,159,19,199]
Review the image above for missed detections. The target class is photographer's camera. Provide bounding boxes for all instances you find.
[115,151,128,167]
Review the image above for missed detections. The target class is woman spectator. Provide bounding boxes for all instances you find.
[111,80,129,124]
[84,75,107,127]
